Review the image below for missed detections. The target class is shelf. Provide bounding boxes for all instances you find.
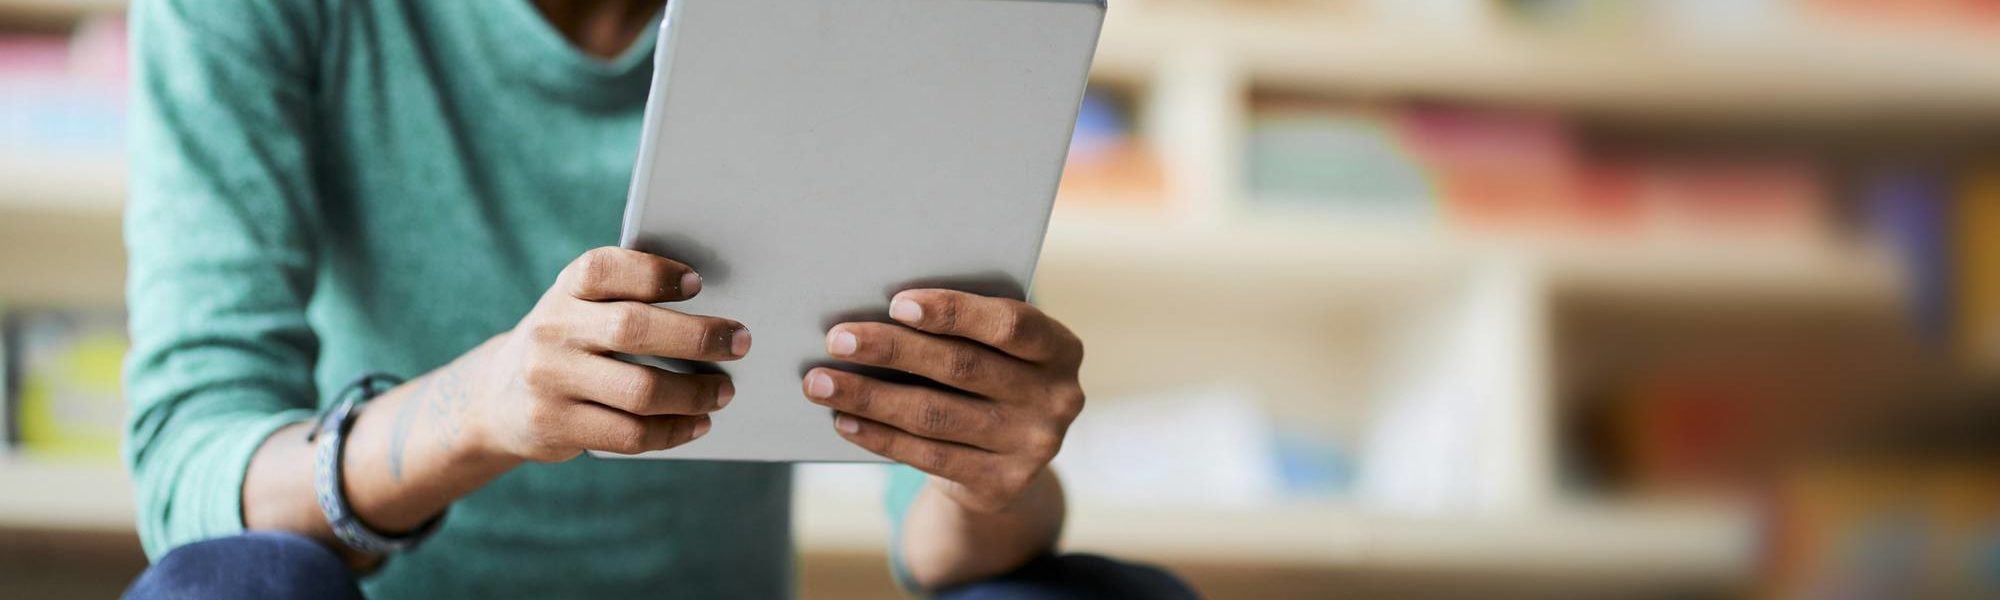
[0,456,133,532]
[0,0,121,27]
[1091,5,2000,123]
[0,457,1752,581]
[1040,209,1901,315]
[13,1,2000,122]
[0,146,1900,316]
[795,492,1754,578]
[1037,209,1468,315]
[0,150,124,216]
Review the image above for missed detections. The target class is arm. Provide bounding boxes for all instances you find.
[129,3,751,563]
[128,0,748,563]
[237,248,747,568]
[803,290,1088,590]
[124,0,334,559]
[897,469,1066,589]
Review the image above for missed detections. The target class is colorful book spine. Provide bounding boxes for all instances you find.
[1864,167,1954,347]
[1956,162,2000,369]
[9,310,127,463]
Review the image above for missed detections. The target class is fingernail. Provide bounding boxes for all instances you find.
[692,419,712,439]
[889,297,922,323]
[834,414,859,434]
[680,272,703,297]
[828,330,858,356]
[806,371,834,399]
[716,380,735,408]
[730,328,752,356]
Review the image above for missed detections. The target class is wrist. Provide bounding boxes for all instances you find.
[447,333,530,469]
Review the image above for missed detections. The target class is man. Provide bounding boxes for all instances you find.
[119,0,1191,597]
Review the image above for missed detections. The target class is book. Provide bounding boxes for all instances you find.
[7,309,127,463]
[0,302,10,452]
[1863,166,1954,347]
[1245,100,1434,221]
[1625,153,1830,245]
[1395,105,1579,232]
[1053,88,1167,211]
[1956,161,2000,370]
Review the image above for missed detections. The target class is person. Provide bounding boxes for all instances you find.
[117,0,1194,598]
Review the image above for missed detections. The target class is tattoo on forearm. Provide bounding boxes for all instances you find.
[423,365,469,452]
[386,382,426,483]
[386,362,473,482]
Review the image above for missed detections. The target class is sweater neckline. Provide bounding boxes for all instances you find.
[484,0,661,100]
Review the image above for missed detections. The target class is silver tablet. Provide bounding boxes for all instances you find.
[609,0,1104,461]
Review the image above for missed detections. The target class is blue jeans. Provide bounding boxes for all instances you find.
[125,532,1198,599]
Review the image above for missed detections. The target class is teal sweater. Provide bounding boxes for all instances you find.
[122,0,921,596]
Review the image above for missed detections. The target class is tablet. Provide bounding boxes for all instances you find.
[608,0,1105,461]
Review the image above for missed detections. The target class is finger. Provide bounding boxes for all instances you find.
[830,413,1002,487]
[888,290,1080,364]
[802,368,1005,450]
[824,322,1032,399]
[561,402,712,455]
[557,354,732,416]
[571,301,751,360]
[558,247,703,303]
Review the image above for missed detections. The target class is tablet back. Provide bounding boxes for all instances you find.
[615,0,1104,461]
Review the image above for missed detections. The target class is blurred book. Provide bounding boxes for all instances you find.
[1802,0,2000,33]
[1607,369,1771,499]
[1052,386,1287,509]
[1956,162,2000,370]
[1396,105,1580,232]
[1272,425,1354,497]
[1863,166,1954,347]
[1244,99,1436,222]
[0,15,127,158]
[1627,153,1831,245]
[1054,88,1168,211]
[1500,0,1647,30]
[1568,156,1649,236]
[1359,0,1494,29]
[1651,0,1791,39]
[1762,400,2000,600]
[0,300,9,451]
[5,308,126,464]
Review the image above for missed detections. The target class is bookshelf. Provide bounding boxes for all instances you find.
[8,0,2000,121]
[0,0,1980,594]
[1092,3,2000,123]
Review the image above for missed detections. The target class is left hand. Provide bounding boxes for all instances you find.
[803,289,1085,513]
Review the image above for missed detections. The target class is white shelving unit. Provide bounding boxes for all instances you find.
[0,1,1967,592]
[0,456,132,532]
[1092,2,2000,123]
[793,487,1754,579]
[0,457,1752,586]
[0,150,125,216]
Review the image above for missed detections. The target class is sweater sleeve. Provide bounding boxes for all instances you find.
[883,464,929,594]
[122,0,329,560]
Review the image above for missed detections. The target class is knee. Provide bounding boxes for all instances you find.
[935,554,1200,600]
[124,532,362,600]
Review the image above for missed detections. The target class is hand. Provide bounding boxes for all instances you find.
[466,247,750,462]
[803,289,1085,513]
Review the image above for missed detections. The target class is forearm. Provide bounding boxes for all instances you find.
[241,336,521,567]
[899,469,1066,591]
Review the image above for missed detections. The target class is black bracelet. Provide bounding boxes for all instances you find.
[311,372,445,555]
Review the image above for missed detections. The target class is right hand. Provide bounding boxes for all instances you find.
[466,247,750,462]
